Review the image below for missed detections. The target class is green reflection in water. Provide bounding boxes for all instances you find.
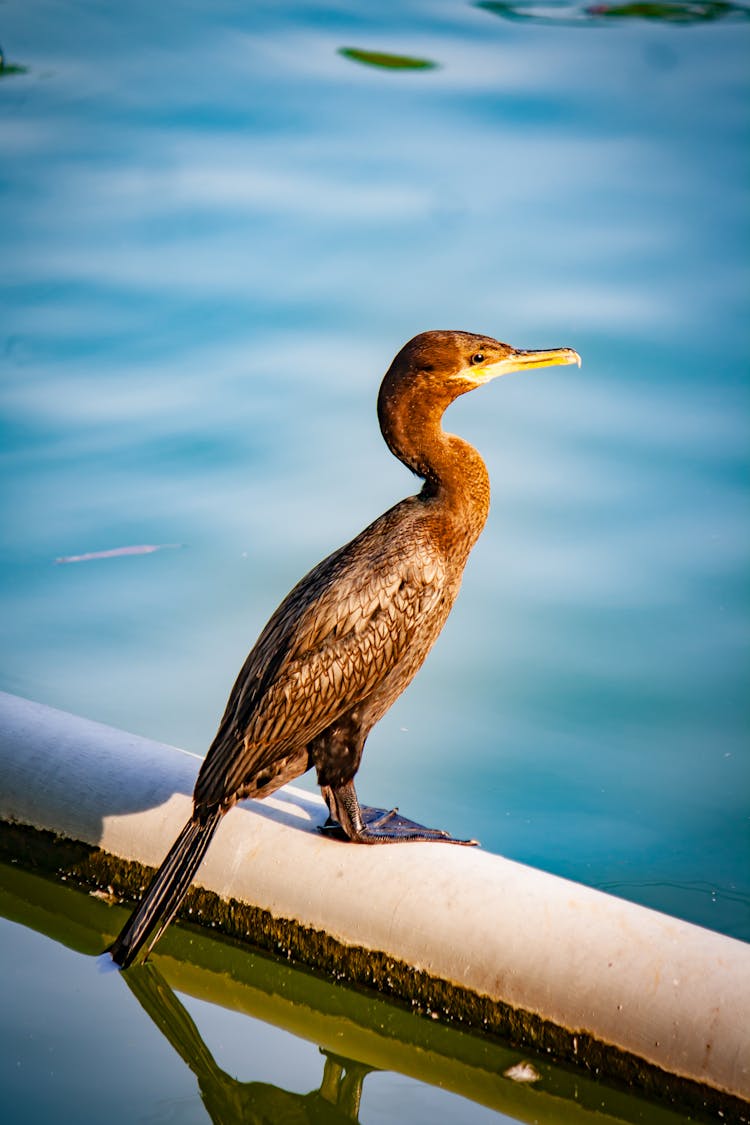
[0,860,717,1125]
[338,47,438,71]
[476,0,750,23]
[125,965,373,1124]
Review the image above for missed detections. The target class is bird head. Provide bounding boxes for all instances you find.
[379,330,580,425]
[389,330,580,396]
[377,330,581,481]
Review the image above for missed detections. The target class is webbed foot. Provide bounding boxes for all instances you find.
[319,781,478,846]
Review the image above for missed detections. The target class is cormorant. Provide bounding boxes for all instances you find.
[111,329,580,968]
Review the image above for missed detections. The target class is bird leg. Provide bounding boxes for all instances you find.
[319,780,478,845]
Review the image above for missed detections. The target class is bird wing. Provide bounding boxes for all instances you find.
[194,522,448,808]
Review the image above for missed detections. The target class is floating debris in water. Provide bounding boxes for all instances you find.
[504,1061,541,1083]
[338,47,438,70]
[584,0,749,20]
[54,544,184,564]
[476,0,749,24]
[0,44,29,77]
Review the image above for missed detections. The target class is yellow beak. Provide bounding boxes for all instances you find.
[480,346,581,381]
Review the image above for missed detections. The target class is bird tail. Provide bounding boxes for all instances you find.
[110,808,222,969]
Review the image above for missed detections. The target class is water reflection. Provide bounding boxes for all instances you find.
[125,963,374,1125]
[476,0,750,23]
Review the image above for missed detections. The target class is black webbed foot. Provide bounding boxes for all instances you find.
[318,782,478,846]
[318,805,451,840]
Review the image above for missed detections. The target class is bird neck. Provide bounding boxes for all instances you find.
[379,388,491,546]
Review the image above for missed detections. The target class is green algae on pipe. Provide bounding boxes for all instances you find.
[0,690,749,1114]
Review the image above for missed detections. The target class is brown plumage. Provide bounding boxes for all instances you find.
[111,329,579,968]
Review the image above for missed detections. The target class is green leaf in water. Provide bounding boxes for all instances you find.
[338,47,438,71]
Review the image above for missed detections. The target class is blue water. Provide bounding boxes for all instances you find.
[1,1,749,1116]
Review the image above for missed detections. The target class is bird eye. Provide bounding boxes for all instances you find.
[470,353,485,366]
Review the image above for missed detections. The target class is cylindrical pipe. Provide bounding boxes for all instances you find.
[0,691,748,1104]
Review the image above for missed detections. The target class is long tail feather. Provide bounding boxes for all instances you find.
[111,809,222,969]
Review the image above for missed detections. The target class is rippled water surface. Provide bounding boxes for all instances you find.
[1,0,749,1119]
